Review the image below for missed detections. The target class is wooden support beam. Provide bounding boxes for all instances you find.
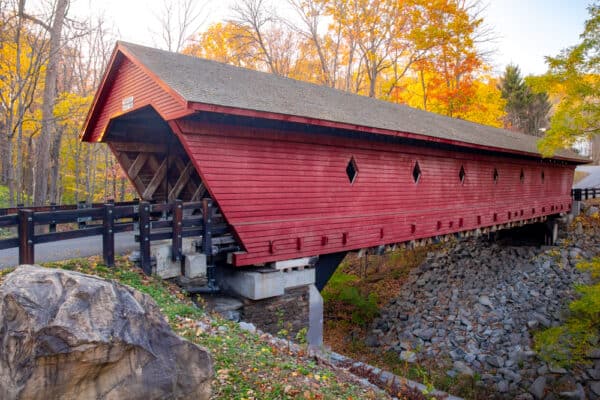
[168,161,194,201]
[173,157,203,199]
[127,153,149,180]
[112,142,168,153]
[191,183,206,201]
[142,158,168,199]
[112,149,147,196]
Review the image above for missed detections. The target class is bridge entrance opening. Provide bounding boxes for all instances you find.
[103,106,206,203]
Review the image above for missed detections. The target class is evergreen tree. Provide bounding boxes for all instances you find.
[499,64,552,136]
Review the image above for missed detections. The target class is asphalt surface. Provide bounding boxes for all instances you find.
[0,232,137,269]
[574,165,600,189]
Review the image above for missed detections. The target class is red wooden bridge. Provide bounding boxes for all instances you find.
[79,42,586,288]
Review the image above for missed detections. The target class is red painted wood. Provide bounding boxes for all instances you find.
[173,120,574,267]
[81,48,578,268]
[188,102,581,163]
[85,55,186,142]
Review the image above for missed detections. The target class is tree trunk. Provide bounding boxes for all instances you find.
[592,135,600,165]
[6,138,15,206]
[48,126,64,203]
[15,117,24,205]
[74,141,81,203]
[0,127,8,186]
[33,0,69,205]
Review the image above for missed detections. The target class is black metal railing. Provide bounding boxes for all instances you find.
[572,188,599,201]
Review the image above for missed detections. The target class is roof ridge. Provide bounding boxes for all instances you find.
[111,41,586,162]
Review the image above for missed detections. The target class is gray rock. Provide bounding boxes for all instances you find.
[453,361,474,377]
[515,394,534,400]
[527,320,540,329]
[549,365,568,374]
[479,295,493,307]
[239,321,257,333]
[559,383,585,400]
[0,266,213,400]
[413,328,435,341]
[486,355,504,368]
[590,381,600,396]
[365,334,379,347]
[400,351,417,363]
[529,376,546,400]
[497,380,509,393]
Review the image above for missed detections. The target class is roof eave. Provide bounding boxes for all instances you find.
[188,101,588,164]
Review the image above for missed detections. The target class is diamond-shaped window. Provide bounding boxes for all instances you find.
[346,157,358,183]
[520,168,525,183]
[459,165,466,184]
[412,162,422,183]
[493,168,499,184]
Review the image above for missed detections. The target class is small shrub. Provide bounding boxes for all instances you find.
[534,257,600,367]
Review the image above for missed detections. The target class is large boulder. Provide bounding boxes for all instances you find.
[0,266,213,400]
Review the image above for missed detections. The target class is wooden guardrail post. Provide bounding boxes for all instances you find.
[102,202,115,267]
[203,198,218,288]
[49,203,57,232]
[18,209,34,264]
[172,199,183,262]
[139,201,152,274]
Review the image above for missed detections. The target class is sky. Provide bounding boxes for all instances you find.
[69,0,592,77]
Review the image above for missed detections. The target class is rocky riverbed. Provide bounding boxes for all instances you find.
[368,211,600,398]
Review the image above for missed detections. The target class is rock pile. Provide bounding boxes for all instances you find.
[369,216,600,398]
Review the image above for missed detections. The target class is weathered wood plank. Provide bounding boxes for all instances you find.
[112,148,147,195]
[127,152,150,180]
[168,161,194,201]
[142,158,168,199]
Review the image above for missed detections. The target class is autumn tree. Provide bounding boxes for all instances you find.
[287,0,343,87]
[539,2,600,158]
[229,0,298,75]
[0,0,47,205]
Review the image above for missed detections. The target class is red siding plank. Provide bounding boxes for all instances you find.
[174,120,575,266]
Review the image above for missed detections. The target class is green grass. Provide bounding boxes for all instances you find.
[0,258,388,400]
[322,270,379,326]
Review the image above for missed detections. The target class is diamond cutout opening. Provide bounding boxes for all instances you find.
[346,157,358,184]
[493,168,499,184]
[520,169,525,183]
[412,162,421,183]
[459,165,466,184]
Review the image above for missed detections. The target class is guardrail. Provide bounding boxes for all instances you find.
[572,188,599,201]
[0,199,226,276]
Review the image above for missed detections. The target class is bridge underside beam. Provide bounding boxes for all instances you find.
[315,251,348,292]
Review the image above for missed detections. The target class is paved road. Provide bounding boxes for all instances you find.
[0,232,137,269]
[574,165,600,189]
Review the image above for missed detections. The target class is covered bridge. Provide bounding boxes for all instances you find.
[81,42,586,270]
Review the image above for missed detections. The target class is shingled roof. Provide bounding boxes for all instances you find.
[108,42,588,162]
